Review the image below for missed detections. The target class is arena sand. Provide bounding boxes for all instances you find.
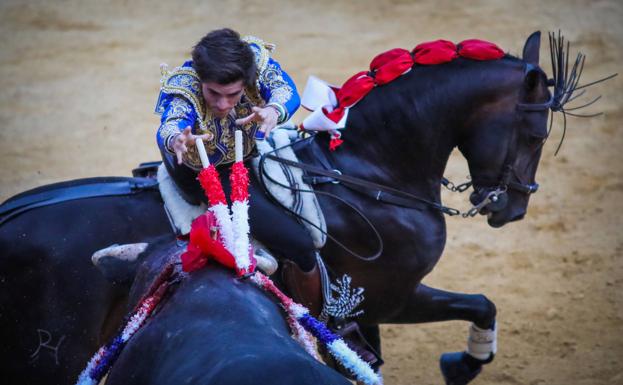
[0,1,621,384]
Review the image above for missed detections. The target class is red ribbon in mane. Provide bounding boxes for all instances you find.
[325,39,504,149]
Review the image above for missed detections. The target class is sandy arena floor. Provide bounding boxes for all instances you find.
[0,1,621,384]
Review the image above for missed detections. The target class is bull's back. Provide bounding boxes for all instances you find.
[106,266,350,385]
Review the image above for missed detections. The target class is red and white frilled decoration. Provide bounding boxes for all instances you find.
[195,137,236,258]
[229,130,253,274]
[184,134,381,385]
[300,39,505,151]
[184,134,256,276]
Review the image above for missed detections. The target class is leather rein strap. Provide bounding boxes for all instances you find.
[264,146,460,216]
[257,137,460,262]
[266,154,460,216]
[258,143,384,261]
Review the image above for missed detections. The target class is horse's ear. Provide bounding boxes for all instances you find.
[522,31,541,66]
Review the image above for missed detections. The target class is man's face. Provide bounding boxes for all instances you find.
[202,80,245,119]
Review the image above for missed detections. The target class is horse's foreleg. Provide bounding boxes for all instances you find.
[397,283,496,328]
[393,283,497,385]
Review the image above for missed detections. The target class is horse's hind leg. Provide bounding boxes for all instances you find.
[392,283,497,385]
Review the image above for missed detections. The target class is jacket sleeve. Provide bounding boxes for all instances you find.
[258,57,300,124]
[156,95,198,154]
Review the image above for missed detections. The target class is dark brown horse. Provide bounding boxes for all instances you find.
[280,31,551,383]
[0,31,604,384]
[283,30,610,383]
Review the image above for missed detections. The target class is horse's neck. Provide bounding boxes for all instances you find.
[330,74,458,197]
[330,59,524,194]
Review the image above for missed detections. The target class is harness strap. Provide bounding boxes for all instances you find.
[265,153,460,215]
[0,178,159,226]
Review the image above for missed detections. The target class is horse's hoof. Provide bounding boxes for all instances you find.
[439,352,482,385]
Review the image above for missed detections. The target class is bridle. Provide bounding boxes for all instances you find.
[462,30,618,217]
[451,62,546,218]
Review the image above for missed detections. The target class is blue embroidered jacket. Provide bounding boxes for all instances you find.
[155,36,300,169]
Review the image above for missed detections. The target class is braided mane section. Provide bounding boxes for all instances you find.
[301,39,505,149]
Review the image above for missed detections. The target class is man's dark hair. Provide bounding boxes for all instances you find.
[192,28,257,87]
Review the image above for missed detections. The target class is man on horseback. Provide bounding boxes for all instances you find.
[155,28,324,316]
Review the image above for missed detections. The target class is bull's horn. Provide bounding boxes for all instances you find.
[91,243,149,284]
[91,243,148,266]
[254,248,278,276]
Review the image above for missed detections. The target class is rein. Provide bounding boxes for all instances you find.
[258,139,384,262]
[258,136,467,262]
[263,140,460,215]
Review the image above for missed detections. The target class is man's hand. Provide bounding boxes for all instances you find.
[235,106,279,138]
[172,126,212,165]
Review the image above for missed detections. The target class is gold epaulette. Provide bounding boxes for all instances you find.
[159,64,208,131]
[242,35,275,74]
[242,35,275,106]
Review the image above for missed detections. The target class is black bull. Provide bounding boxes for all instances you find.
[1,32,554,384]
[105,240,351,385]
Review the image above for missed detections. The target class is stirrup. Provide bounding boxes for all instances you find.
[320,320,384,379]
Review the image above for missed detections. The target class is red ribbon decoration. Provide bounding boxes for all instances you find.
[457,39,506,61]
[181,213,237,273]
[371,48,415,84]
[325,71,375,124]
[329,137,344,152]
[412,39,459,64]
[322,39,504,150]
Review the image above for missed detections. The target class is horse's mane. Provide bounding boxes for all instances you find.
[364,53,527,128]
[339,52,531,179]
